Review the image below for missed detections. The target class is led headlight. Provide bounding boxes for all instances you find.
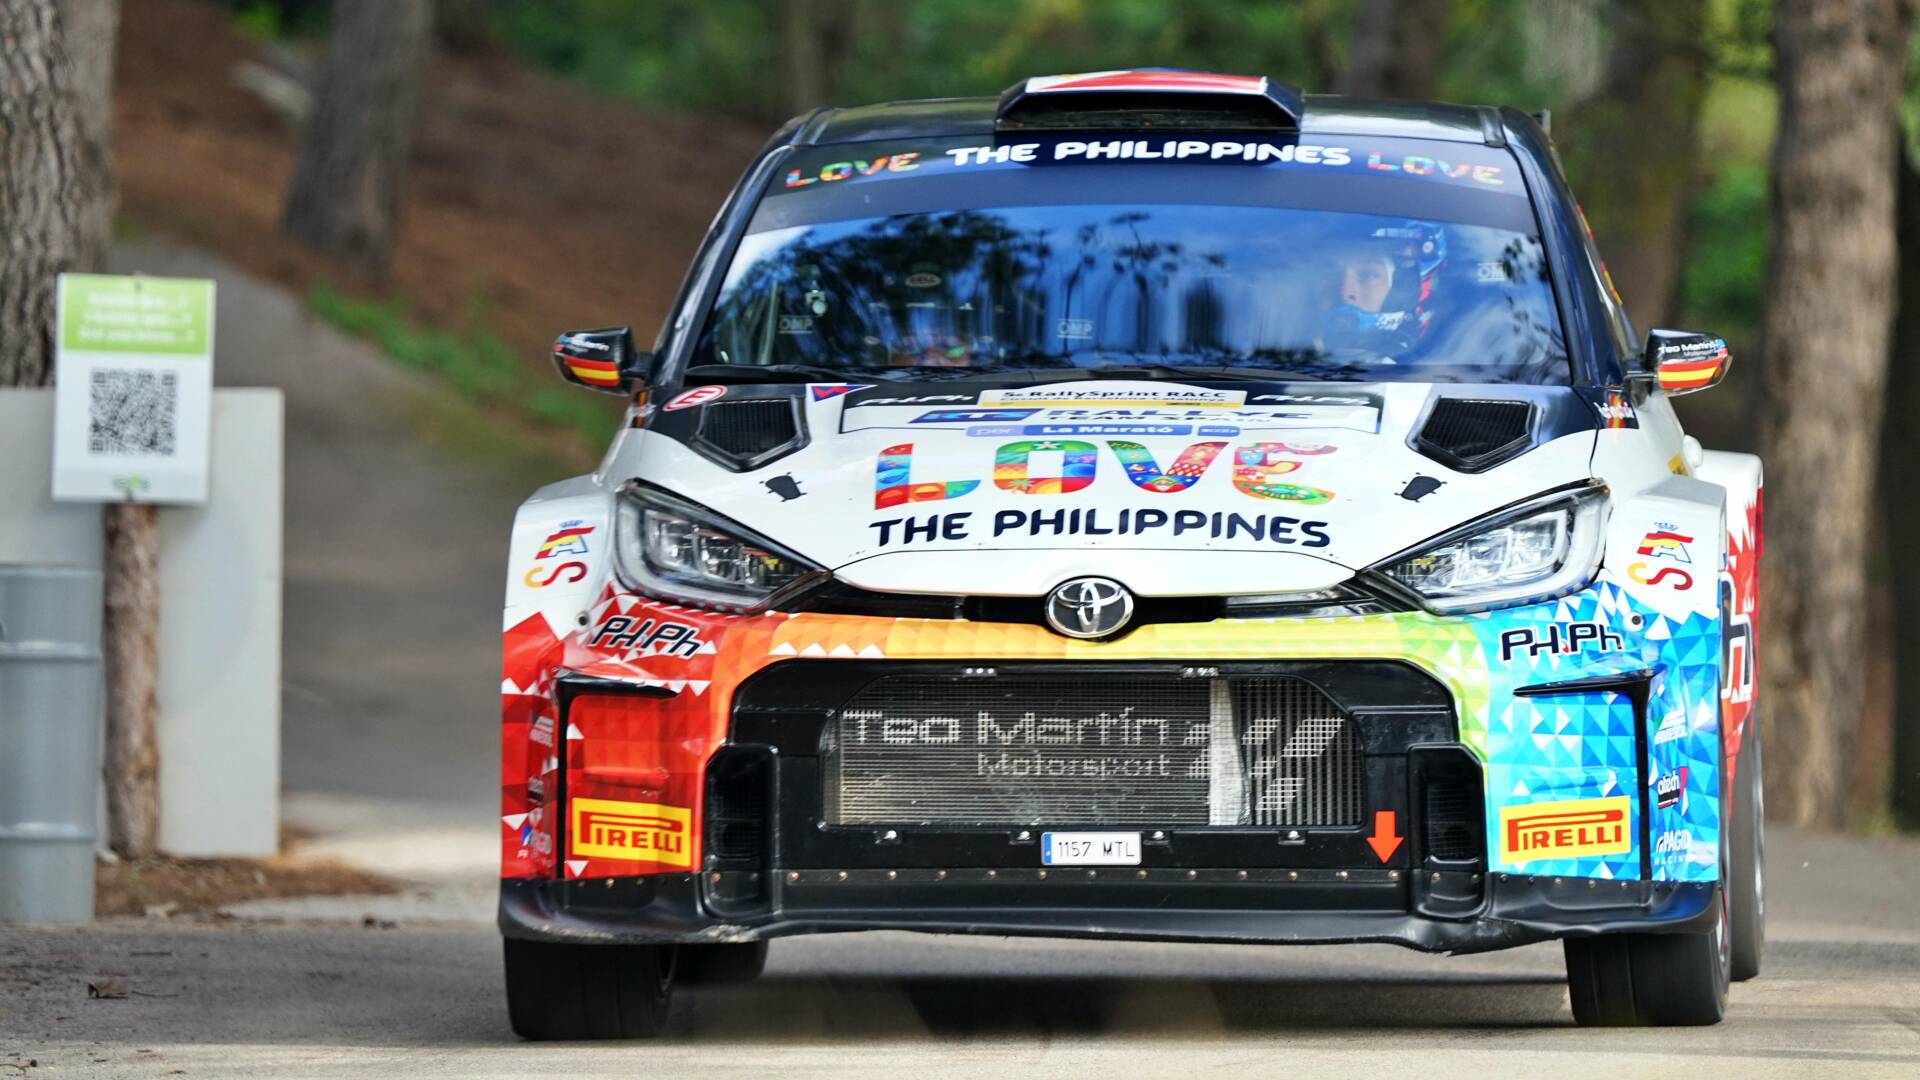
[1370,483,1608,613]
[613,484,825,611]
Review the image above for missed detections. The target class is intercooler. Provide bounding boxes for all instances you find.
[822,673,1365,828]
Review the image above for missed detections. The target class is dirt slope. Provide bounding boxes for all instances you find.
[115,0,769,370]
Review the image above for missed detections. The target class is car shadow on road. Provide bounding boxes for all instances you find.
[675,972,1574,1040]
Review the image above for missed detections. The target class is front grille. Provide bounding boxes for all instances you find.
[1231,680,1367,827]
[823,674,1363,827]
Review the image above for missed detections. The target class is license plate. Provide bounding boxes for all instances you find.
[1041,832,1141,866]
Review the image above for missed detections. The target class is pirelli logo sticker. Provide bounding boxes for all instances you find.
[1498,795,1631,865]
[568,798,693,867]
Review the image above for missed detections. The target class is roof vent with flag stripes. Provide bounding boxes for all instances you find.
[995,68,1304,132]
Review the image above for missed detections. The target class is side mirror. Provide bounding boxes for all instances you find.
[551,326,649,395]
[1637,328,1731,396]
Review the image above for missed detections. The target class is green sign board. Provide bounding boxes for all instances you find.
[53,273,217,504]
[58,274,214,357]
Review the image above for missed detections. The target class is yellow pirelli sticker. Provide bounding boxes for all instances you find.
[568,798,693,867]
[1498,795,1632,865]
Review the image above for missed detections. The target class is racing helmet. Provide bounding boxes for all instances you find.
[1321,220,1448,353]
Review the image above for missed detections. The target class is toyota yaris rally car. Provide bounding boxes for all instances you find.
[499,70,1764,1038]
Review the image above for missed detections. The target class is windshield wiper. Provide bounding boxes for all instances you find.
[681,363,880,384]
[1085,364,1326,383]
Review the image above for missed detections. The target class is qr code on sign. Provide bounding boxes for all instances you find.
[88,368,178,456]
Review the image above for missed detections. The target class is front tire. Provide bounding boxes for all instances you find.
[503,937,676,1040]
[1564,913,1730,1026]
[1729,723,1766,981]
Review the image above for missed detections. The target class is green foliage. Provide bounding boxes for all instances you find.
[1430,0,1561,108]
[1675,163,1768,339]
[230,1,285,42]
[307,284,621,448]
[219,0,329,41]
[526,387,624,439]
[492,0,1355,119]
[1672,71,1776,350]
[493,0,768,113]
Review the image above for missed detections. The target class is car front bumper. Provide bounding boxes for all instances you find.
[501,575,1727,952]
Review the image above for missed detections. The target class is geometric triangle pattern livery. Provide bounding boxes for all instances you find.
[503,570,1725,884]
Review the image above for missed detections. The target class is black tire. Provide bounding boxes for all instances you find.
[676,941,769,985]
[1565,934,1638,1026]
[503,937,676,1040]
[1729,723,1766,981]
[1565,919,1729,1027]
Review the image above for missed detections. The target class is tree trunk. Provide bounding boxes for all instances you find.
[1296,0,1347,93]
[784,0,821,113]
[434,0,492,53]
[2,0,149,854]
[103,503,159,856]
[281,0,432,282]
[862,0,909,92]
[1338,0,1449,100]
[1886,135,1920,830]
[1558,0,1707,333]
[1759,0,1916,828]
[0,0,90,387]
[781,0,858,114]
[55,0,117,275]
[814,0,857,102]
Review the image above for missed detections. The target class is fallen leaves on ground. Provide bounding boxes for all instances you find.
[94,835,399,919]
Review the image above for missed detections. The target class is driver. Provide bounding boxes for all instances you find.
[1335,249,1397,314]
[1319,222,1447,352]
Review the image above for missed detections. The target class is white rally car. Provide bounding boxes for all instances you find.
[497,70,1763,1038]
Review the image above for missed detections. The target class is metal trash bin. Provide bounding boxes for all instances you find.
[0,564,103,923]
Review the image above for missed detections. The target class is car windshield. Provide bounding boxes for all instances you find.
[690,135,1568,384]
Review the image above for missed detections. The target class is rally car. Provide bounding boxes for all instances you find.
[499,70,1764,1038]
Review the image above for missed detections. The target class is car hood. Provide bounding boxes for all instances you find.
[628,379,1605,597]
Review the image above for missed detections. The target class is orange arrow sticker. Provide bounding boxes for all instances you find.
[1366,810,1404,863]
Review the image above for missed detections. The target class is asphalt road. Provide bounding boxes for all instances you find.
[5,825,1918,1077]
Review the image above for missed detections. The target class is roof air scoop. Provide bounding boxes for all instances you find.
[995,69,1304,132]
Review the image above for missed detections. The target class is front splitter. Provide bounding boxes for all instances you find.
[499,872,1719,955]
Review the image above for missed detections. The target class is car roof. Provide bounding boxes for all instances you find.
[793,93,1503,148]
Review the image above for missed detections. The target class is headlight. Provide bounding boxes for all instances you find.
[1371,484,1608,613]
[613,484,824,611]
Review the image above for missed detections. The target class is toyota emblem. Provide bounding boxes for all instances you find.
[1044,577,1135,639]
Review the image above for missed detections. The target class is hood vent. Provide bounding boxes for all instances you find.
[1413,398,1535,473]
[691,397,807,471]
